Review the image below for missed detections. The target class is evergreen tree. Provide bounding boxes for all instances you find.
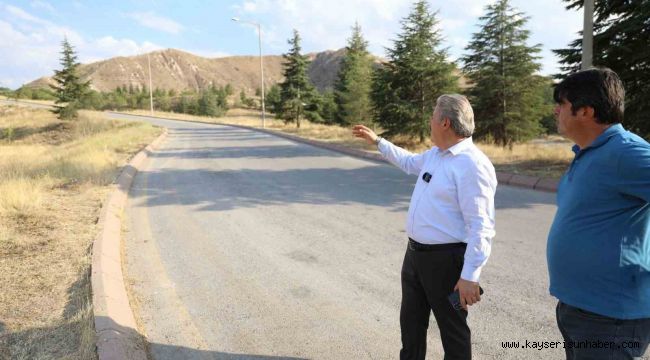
[156,93,171,112]
[334,22,374,126]
[320,90,338,124]
[50,38,90,119]
[239,89,247,106]
[462,0,548,147]
[224,84,234,97]
[198,91,224,117]
[79,90,104,110]
[278,29,318,128]
[265,84,282,114]
[554,0,650,140]
[112,92,128,110]
[214,86,228,110]
[371,1,458,141]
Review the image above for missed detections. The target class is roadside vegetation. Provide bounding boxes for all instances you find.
[0,106,161,358]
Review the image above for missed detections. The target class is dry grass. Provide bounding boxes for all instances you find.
[125,108,573,178]
[477,141,573,178]
[0,105,162,359]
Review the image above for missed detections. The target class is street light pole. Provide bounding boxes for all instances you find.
[232,17,266,128]
[582,0,594,70]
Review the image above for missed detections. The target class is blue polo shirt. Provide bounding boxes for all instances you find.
[547,124,650,319]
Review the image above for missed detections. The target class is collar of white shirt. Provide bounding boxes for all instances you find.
[442,137,473,156]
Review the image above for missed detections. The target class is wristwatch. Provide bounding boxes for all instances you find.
[375,136,383,145]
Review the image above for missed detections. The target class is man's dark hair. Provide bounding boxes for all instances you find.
[553,68,625,124]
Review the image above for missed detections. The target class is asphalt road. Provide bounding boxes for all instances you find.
[112,113,563,360]
[0,99,54,109]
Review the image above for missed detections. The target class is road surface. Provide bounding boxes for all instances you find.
[110,113,563,359]
[0,98,54,110]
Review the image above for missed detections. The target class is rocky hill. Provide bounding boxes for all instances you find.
[26,48,356,94]
[25,48,467,94]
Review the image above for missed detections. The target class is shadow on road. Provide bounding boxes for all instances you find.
[126,124,557,213]
[130,166,412,213]
[129,165,555,214]
[148,343,309,360]
[152,144,346,160]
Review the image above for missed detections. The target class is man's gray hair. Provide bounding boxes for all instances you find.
[435,94,475,137]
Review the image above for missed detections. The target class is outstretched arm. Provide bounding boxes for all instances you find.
[352,124,427,175]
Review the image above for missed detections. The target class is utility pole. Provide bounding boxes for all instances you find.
[582,0,594,70]
[258,23,266,129]
[232,17,266,128]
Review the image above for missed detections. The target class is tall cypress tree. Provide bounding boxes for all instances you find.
[334,22,374,127]
[462,0,548,147]
[554,0,650,140]
[50,38,90,119]
[371,0,458,142]
[278,30,317,128]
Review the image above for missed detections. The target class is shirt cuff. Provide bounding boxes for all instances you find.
[377,137,386,154]
[461,264,482,283]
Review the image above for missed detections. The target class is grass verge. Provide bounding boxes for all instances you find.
[0,105,162,359]
[125,108,573,179]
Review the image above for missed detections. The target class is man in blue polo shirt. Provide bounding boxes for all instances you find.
[547,68,650,359]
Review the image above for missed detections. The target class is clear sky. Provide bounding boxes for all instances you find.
[0,0,584,89]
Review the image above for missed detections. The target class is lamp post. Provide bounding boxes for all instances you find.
[232,17,266,128]
[582,0,594,70]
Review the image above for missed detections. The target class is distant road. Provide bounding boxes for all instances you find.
[109,112,563,360]
[0,98,54,110]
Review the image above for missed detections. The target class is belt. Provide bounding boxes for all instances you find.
[408,238,467,252]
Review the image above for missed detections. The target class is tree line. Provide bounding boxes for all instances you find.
[11,39,264,119]
[274,0,552,146]
[14,0,647,145]
[273,0,648,145]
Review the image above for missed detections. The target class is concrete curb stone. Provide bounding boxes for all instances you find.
[91,128,168,360]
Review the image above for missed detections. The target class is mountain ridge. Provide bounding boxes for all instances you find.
[25,48,356,94]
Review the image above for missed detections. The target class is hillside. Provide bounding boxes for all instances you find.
[25,48,468,94]
[26,48,354,94]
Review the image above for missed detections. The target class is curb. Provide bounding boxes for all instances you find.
[107,111,560,193]
[91,128,168,360]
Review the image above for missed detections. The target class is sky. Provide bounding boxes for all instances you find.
[0,0,584,90]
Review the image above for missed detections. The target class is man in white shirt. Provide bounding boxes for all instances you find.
[352,94,497,360]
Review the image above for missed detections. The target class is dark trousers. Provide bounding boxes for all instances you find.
[400,241,471,360]
[556,301,650,360]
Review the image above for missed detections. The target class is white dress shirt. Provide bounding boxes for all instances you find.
[378,137,497,282]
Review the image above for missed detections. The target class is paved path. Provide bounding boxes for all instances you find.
[0,99,54,109]
[112,113,563,359]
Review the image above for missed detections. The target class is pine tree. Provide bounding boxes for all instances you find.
[239,89,247,106]
[278,29,318,128]
[198,91,220,116]
[50,38,90,119]
[265,84,282,114]
[554,0,650,140]
[320,90,338,124]
[371,1,458,141]
[334,22,374,126]
[462,0,548,147]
